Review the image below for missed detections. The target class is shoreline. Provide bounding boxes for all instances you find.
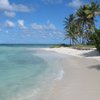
[41,47,100,100]
[42,47,100,61]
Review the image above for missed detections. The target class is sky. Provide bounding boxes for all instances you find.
[0,0,100,44]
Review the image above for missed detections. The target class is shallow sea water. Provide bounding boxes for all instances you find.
[0,46,63,100]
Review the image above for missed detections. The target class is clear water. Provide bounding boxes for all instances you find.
[0,45,62,100]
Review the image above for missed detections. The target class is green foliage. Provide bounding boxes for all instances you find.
[64,1,100,49]
[93,29,100,52]
[51,44,71,48]
[64,14,79,45]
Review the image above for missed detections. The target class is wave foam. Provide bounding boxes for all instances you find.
[55,70,64,80]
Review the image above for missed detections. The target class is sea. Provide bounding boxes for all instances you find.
[0,44,64,100]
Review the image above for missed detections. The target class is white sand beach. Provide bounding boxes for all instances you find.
[42,47,100,100]
[43,47,100,61]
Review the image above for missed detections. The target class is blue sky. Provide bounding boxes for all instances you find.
[0,0,100,44]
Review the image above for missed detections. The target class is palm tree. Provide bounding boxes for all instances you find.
[64,14,75,31]
[65,27,78,45]
[85,1,100,32]
[76,1,100,44]
[84,1,100,43]
[64,14,77,45]
[64,1,100,46]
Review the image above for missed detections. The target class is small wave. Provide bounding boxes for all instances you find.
[55,69,64,80]
[11,88,40,100]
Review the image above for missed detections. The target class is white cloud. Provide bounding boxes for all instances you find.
[4,11,15,17]
[42,0,63,4]
[0,0,12,10]
[0,0,31,12]
[12,3,31,12]
[31,23,43,30]
[68,0,83,8]
[5,20,15,28]
[31,22,56,31]
[18,20,26,29]
[44,22,56,30]
[29,21,64,39]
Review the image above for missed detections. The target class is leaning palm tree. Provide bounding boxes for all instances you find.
[85,1,100,31]
[76,1,100,44]
[76,5,89,44]
[84,1,100,43]
[64,14,77,45]
[64,1,100,46]
[65,30,78,45]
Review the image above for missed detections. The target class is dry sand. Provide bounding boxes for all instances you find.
[42,47,100,100]
[43,47,100,61]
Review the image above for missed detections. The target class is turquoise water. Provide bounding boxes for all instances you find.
[0,45,62,100]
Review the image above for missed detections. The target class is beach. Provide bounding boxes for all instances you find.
[0,0,100,99]
[0,46,100,100]
[43,47,100,61]
[42,47,100,100]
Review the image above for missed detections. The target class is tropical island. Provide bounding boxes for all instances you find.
[49,1,100,60]
[64,1,100,51]
[0,0,100,100]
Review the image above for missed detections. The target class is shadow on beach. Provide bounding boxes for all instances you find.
[81,50,100,57]
[88,64,100,71]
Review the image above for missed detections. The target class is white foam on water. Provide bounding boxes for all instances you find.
[55,69,64,80]
[0,47,65,100]
[12,88,40,100]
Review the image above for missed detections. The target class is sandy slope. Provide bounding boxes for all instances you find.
[47,55,100,100]
[43,47,100,61]
[42,47,100,100]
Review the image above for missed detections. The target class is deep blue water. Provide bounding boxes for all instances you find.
[0,44,54,48]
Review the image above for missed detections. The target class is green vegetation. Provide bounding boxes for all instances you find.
[51,44,71,48]
[64,1,100,52]
[90,29,100,52]
[51,44,95,50]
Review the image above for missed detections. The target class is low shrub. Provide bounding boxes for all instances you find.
[93,29,100,52]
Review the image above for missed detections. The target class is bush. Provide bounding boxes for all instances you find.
[93,29,100,52]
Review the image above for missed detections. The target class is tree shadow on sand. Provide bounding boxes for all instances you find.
[88,64,100,71]
[81,50,100,57]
